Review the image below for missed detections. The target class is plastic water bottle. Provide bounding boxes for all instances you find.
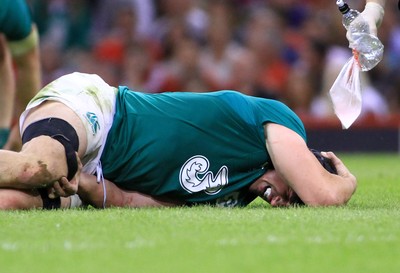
[336,0,384,71]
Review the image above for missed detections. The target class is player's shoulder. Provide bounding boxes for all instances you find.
[210,90,253,104]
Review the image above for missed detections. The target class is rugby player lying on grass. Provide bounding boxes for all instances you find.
[74,149,350,208]
[0,73,357,210]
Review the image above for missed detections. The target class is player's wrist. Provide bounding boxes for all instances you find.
[69,194,83,208]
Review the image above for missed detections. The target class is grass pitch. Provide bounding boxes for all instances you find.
[1,153,399,273]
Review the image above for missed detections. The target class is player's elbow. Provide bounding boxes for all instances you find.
[306,175,357,207]
[306,188,356,207]
[320,194,350,207]
[313,196,353,207]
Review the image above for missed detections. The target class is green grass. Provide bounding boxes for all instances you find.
[1,153,399,273]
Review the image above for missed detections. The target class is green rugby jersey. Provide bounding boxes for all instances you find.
[100,88,306,207]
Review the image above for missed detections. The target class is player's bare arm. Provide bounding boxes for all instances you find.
[264,123,357,206]
[77,173,183,208]
[0,188,75,210]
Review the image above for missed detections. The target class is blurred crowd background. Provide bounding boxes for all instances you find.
[27,0,400,121]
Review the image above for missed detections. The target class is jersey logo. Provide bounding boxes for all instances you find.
[179,155,229,195]
[85,112,100,135]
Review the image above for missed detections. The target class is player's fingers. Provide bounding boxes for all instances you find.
[48,184,63,199]
[47,187,58,199]
[321,152,357,193]
[321,151,351,177]
[59,176,78,195]
[52,181,67,197]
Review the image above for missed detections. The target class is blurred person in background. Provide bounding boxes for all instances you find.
[0,0,41,150]
[151,0,208,45]
[145,23,207,92]
[240,7,290,100]
[312,43,390,119]
[21,0,395,121]
[199,0,248,91]
[368,5,400,113]
[91,0,161,88]
[160,37,208,92]
[311,0,389,120]
[144,0,209,92]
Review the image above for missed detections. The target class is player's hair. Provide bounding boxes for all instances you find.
[290,149,338,206]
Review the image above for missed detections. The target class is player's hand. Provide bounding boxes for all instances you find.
[48,153,82,198]
[321,151,357,191]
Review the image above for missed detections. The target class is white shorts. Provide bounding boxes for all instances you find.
[19,72,118,174]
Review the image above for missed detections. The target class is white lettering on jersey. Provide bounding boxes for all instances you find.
[179,155,228,195]
[216,192,240,207]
